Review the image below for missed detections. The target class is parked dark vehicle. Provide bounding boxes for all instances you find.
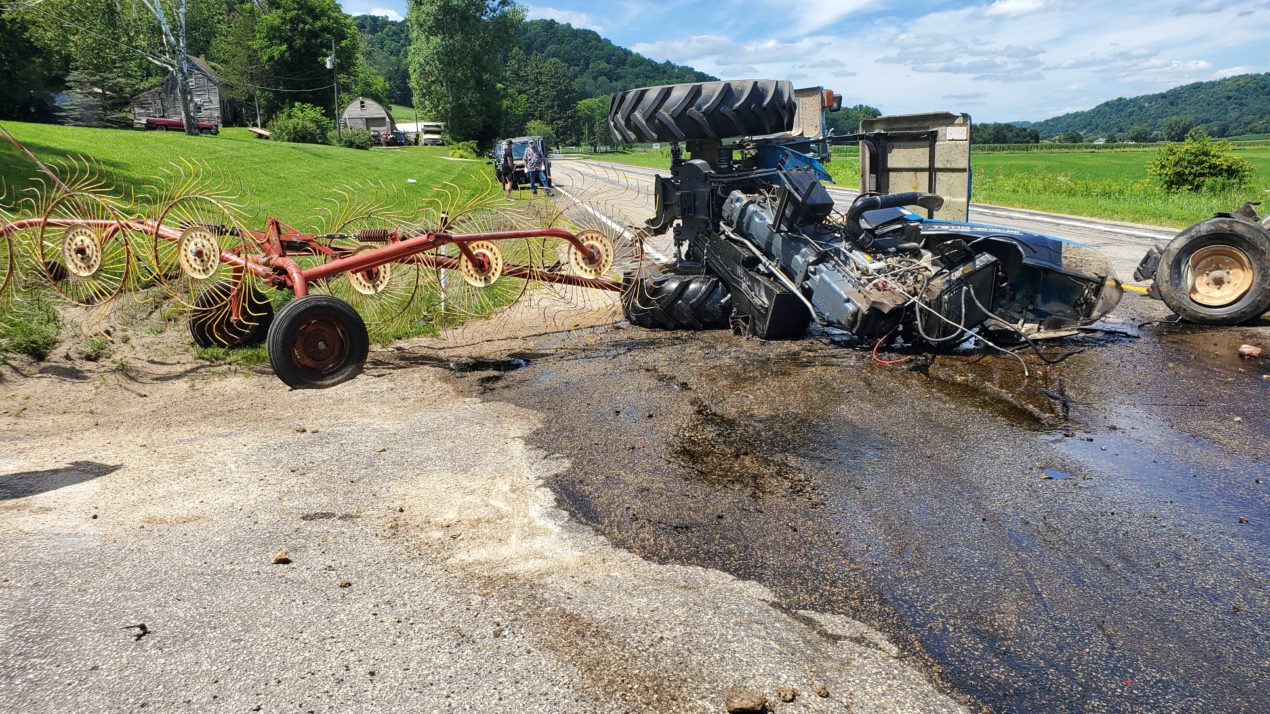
[139,116,218,134]
[489,136,551,189]
[613,79,1123,346]
[1135,202,1270,324]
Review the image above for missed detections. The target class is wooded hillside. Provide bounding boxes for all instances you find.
[1019,73,1270,139]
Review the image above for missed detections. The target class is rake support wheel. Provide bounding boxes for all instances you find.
[267,295,369,389]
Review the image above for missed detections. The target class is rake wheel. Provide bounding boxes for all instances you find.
[34,191,132,307]
[568,229,615,278]
[188,279,275,348]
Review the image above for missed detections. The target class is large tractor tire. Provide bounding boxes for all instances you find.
[609,80,796,144]
[622,267,731,330]
[1156,217,1270,325]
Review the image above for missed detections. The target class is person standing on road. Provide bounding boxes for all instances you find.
[498,139,515,202]
[523,140,553,197]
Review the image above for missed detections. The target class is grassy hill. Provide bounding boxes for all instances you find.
[0,122,487,226]
[1020,73,1270,139]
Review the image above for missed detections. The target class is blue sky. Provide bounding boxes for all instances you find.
[339,0,1270,122]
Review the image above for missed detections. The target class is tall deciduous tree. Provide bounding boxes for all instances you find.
[406,0,522,142]
[254,0,359,118]
[576,96,609,151]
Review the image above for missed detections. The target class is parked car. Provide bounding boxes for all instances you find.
[140,116,218,134]
[489,135,551,188]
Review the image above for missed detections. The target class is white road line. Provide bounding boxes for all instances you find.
[553,184,671,263]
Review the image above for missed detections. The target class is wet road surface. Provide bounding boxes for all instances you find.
[482,162,1270,711]
[463,294,1268,712]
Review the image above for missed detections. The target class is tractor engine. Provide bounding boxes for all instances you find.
[712,171,1000,342]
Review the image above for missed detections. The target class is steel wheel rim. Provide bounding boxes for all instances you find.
[1187,244,1253,307]
[293,317,349,372]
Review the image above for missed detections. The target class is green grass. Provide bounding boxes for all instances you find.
[194,344,268,367]
[389,104,417,124]
[0,122,489,226]
[585,143,1270,228]
[0,290,61,361]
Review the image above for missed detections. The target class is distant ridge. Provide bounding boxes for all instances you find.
[1018,73,1270,139]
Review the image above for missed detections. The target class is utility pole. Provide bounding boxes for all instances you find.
[329,38,341,139]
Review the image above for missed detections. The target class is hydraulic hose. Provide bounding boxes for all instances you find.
[844,192,944,241]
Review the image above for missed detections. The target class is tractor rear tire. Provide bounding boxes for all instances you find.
[1156,217,1270,325]
[622,268,731,330]
[609,80,796,144]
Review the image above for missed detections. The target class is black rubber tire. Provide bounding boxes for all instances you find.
[1157,217,1270,325]
[609,80,795,144]
[266,295,369,389]
[622,268,731,330]
[189,280,274,348]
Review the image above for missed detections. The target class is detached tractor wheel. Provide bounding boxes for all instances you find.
[266,295,369,389]
[609,80,796,144]
[622,267,730,330]
[1156,217,1270,325]
[189,280,274,348]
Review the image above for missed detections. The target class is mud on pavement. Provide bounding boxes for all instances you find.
[0,326,963,712]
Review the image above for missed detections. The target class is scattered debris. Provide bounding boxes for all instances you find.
[723,689,768,713]
[1237,344,1262,359]
[814,682,830,698]
[123,623,149,641]
[1232,416,1244,424]
[776,685,798,702]
[271,550,292,565]
[338,579,352,588]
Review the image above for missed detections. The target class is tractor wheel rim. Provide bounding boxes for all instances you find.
[293,318,348,372]
[60,224,103,278]
[1187,244,1253,307]
[177,227,221,280]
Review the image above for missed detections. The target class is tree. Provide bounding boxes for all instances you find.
[1126,125,1152,143]
[407,0,522,143]
[1057,130,1084,144]
[255,0,359,119]
[1162,115,1195,142]
[576,96,609,151]
[0,15,61,120]
[1147,130,1254,192]
[826,104,881,137]
[525,119,555,148]
[511,53,578,144]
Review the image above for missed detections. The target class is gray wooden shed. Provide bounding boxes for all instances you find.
[340,97,396,133]
[130,57,239,127]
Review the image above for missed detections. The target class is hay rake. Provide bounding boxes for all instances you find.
[0,158,638,388]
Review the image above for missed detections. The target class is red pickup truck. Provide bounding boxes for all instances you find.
[140,117,219,134]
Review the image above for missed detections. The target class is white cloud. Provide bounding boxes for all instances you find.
[1215,65,1255,78]
[526,5,604,33]
[879,33,1046,82]
[982,0,1060,17]
[368,6,402,21]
